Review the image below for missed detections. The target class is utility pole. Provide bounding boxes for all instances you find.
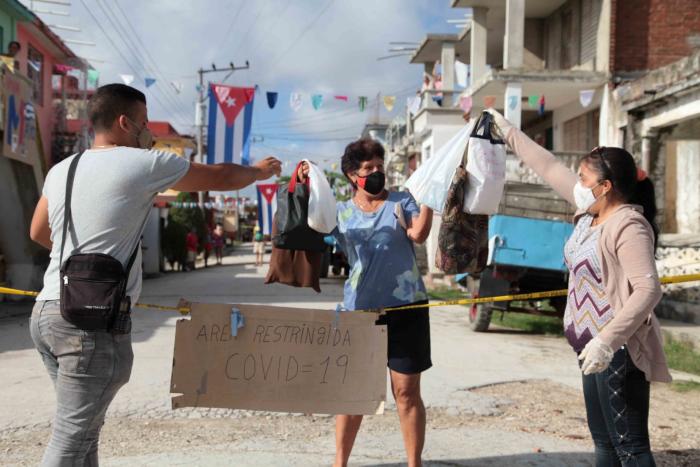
[195,61,250,208]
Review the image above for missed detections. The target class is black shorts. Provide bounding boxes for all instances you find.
[376,299,432,374]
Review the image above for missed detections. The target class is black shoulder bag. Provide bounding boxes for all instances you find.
[59,152,138,333]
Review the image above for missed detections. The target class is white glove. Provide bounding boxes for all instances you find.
[484,108,513,138]
[578,336,614,375]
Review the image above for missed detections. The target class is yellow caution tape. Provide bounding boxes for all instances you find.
[1,273,699,316]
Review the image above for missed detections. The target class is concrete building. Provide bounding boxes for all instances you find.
[452,0,700,321]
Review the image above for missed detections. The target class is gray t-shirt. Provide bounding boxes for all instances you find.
[37,147,190,303]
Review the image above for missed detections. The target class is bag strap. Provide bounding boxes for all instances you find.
[470,112,505,144]
[59,151,85,268]
[59,150,142,279]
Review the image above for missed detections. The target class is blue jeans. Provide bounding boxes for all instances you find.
[582,347,656,467]
[30,300,133,466]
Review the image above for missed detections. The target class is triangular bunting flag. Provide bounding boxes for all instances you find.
[120,74,134,85]
[528,95,539,109]
[87,69,100,88]
[383,95,396,112]
[579,89,595,108]
[459,95,472,113]
[483,95,497,108]
[508,95,518,111]
[267,92,278,109]
[290,93,303,111]
[538,95,546,116]
[334,95,348,102]
[145,77,156,88]
[312,94,323,110]
[358,96,368,112]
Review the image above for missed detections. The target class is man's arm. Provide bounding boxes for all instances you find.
[30,196,52,249]
[172,157,281,192]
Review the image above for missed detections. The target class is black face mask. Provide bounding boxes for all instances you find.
[356,171,386,195]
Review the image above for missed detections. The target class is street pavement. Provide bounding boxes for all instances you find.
[1,245,698,466]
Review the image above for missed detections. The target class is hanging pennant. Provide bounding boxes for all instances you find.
[334,95,348,102]
[312,94,323,110]
[507,95,519,111]
[120,74,134,85]
[483,95,497,108]
[53,63,75,75]
[266,92,278,109]
[358,96,368,112]
[290,92,303,111]
[528,95,539,109]
[579,89,595,108]
[87,69,100,88]
[538,95,546,116]
[383,95,396,112]
[459,95,472,113]
[145,77,156,88]
[171,81,184,94]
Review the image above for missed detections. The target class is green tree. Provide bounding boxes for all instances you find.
[162,193,208,270]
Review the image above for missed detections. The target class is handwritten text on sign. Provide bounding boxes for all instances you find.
[170,303,387,415]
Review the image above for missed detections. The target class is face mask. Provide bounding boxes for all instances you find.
[126,117,153,149]
[356,171,386,196]
[573,181,603,211]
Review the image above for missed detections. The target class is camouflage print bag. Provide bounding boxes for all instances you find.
[435,165,489,274]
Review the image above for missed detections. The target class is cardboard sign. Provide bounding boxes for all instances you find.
[2,72,42,166]
[170,303,387,415]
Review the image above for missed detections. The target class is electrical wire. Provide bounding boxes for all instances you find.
[77,0,190,129]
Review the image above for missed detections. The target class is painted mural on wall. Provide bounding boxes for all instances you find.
[2,72,42,166]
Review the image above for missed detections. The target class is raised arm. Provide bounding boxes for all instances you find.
[486,109,578,206]
[172,156,281,192]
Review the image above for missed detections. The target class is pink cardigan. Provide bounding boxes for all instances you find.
[505,126,672,383]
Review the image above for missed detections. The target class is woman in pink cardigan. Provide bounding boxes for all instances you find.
[487,109,670,467]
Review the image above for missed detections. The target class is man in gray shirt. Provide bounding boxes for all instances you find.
[28,84,280,466]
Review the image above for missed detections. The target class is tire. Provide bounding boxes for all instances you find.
[469,302,492,332]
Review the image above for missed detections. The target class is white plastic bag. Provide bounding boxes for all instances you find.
[304,159,337,233]
[403,121,475,213]
[463,115,507,214]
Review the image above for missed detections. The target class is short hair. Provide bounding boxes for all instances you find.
[8,41,20,50]
[341,138,385,185]
[88,83,146,132]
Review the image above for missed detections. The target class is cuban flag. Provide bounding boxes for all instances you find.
[207,83,255,165]
[256,184,278,235]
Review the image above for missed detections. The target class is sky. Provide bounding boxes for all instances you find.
[22,0,469,197]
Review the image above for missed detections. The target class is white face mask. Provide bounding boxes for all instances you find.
[126,117,153,149]
[573,181,603,211]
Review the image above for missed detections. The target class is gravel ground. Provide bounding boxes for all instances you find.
[2,379,697,466]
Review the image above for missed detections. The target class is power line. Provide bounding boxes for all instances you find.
[97,0,191,119]
[76,0,190,128]
[266,0,337,74]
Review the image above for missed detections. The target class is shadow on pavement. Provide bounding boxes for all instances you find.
[367,448,700,466]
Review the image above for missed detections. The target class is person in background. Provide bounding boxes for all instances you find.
[6,41,21,71]
[299,138,433,467]
[185,228,198,271]
[203,227,213,268]
[253,225,265,266]
[212,223,225,265]
[487,108,670,467]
